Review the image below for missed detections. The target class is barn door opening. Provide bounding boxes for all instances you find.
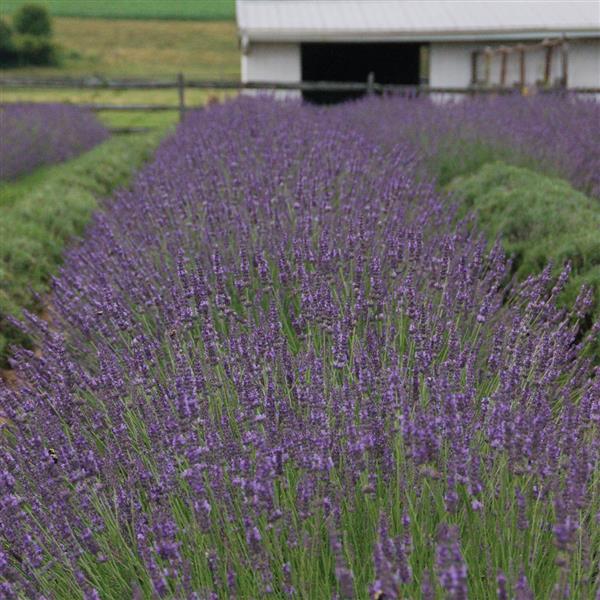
[301,42,421,104]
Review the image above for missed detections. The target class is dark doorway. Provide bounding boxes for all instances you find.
[301,42,421,104]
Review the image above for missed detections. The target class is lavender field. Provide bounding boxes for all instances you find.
[1,96,599,598]
[341,93,600,198]
[0,104,109,180]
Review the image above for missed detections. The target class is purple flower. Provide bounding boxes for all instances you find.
[0,103,108,180]
[0,95,597,598]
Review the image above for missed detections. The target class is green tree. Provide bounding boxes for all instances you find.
[13,3,52,37]
[0,18,17,65]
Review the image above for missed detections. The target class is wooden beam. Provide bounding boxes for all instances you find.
[108,127,153,134]
[82,104,179,111]
[471,51,478,85]
[484,47,492,86]
[561,41,569,87]
[544,45,553,86]
[0,76,598,97]
[518,45,526,90]
[500,49,508,87]
[177,73,185,122]
[366,71,375,95]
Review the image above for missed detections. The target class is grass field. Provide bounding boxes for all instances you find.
[0,16,240,127]
[0,17,239,79]
[0,0,235,20]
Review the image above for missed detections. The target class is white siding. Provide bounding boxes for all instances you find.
[241,42,301,98]
[569,39,600,87]
[242,43,301,83]
[485,46,564,87]
[430,40,599,90]
[429,43,472,88]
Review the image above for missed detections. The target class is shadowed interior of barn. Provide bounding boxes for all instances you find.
[301,42,421,103]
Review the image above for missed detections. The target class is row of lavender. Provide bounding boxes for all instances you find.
[0,103,109,180]
[338,93,600,198]
[1,97,598,598]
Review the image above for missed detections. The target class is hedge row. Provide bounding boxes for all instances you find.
[0,129,165,365]
[449,162,600,317]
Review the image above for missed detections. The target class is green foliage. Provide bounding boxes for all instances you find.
[13,2,51,35]
[12,32,56,64]
[448,162,600,315]
[0,17,14,48]
[0,0,235,21]
[2,3,58,65]
[0,129,166,366]
[431,138,542,187]
[0,17,18,65]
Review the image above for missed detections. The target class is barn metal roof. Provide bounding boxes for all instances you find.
[236,1,600,42]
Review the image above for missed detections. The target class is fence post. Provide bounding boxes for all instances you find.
[177,73,185,122]
[367,71,375,95]
[560,38,569,88]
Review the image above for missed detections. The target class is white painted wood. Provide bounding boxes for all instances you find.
[242,42,301,98]
[237,1,600,93]
[569,39,600,87]
[430,40,599,90]
[429,43,472,88]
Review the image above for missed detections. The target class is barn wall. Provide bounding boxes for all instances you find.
[568,39,600,88]
[241,39,599,99]
[480,45,564,87]
[429,43,473,88]
[430,39,599,91]
[241,42,301,98]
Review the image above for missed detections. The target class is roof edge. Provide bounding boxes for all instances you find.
[239,29,600,43]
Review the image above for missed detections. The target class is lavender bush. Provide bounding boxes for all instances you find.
[0,103,109,180]
[1,98,598,598]
[338,93,600,198]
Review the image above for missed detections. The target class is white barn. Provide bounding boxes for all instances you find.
[236,0,600,102]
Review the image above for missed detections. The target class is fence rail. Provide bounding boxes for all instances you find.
[3,74,600,93]
[2,73,599,131]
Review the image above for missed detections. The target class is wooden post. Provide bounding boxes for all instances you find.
[367,71,375,95]
[518,46,526,92]
[500,49,507,87]
[560,40,568,88]
[484,47,492,87]
[544,44,553,86]
[177,72,185,122]
[470,51,478,85]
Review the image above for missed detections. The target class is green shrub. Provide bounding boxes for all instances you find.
[13,3,51,36]
[13,32,56,64]
[10,3,57,65]
[448,162,600,316]
[432,138,542,187]
[2,4,57,66]
[0,17,17,65]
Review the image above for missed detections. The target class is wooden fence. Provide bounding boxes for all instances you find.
[1,73,599,132]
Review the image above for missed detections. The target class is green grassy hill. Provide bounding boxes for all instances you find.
[0,17,239,79]
[0,15,240,128]
[0,0,235,21]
